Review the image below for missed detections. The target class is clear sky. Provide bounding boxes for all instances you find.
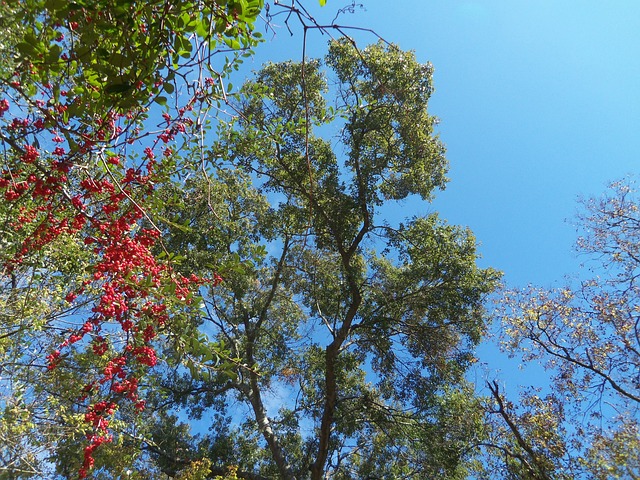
[249,0,640,288]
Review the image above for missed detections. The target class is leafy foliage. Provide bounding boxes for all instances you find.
[146,39,500,479]
[0,0,505,478]
[0,0,264,476]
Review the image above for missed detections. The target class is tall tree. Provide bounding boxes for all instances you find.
[148,39,500,479]
[488,178,640,479]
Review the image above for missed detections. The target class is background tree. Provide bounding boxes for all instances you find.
[488,178,640,479]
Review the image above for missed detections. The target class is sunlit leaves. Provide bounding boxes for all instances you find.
[0,0,266,476]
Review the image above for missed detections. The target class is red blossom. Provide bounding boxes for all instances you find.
[133,346,157,367]
[92,344,107,357]
[4,189,20,201]
[71,195,84,210]
[46,350,61,370]
[142,324,156,342]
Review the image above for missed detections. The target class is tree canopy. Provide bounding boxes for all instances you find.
[0,0,502,478]
[3,1,636,479]
[144,39,499,479]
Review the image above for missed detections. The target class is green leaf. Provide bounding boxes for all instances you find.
[105,82,132,94]
[16,42,36,57]
[163,82,174,94]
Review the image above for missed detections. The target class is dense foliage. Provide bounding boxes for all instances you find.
[145,40,500,479]
[0,0,262,476]
[4,1,635,479]
[0,0,506,476]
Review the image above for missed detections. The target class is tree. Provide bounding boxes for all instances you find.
[0,1,502,478]
[142,39,499,479]
[488,178,640,479]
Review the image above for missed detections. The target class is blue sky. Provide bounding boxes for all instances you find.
[249,0,640,287]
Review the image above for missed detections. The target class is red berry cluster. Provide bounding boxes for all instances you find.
[0,93,215,478]
[0,8,229,473]
[80,401,116,478]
